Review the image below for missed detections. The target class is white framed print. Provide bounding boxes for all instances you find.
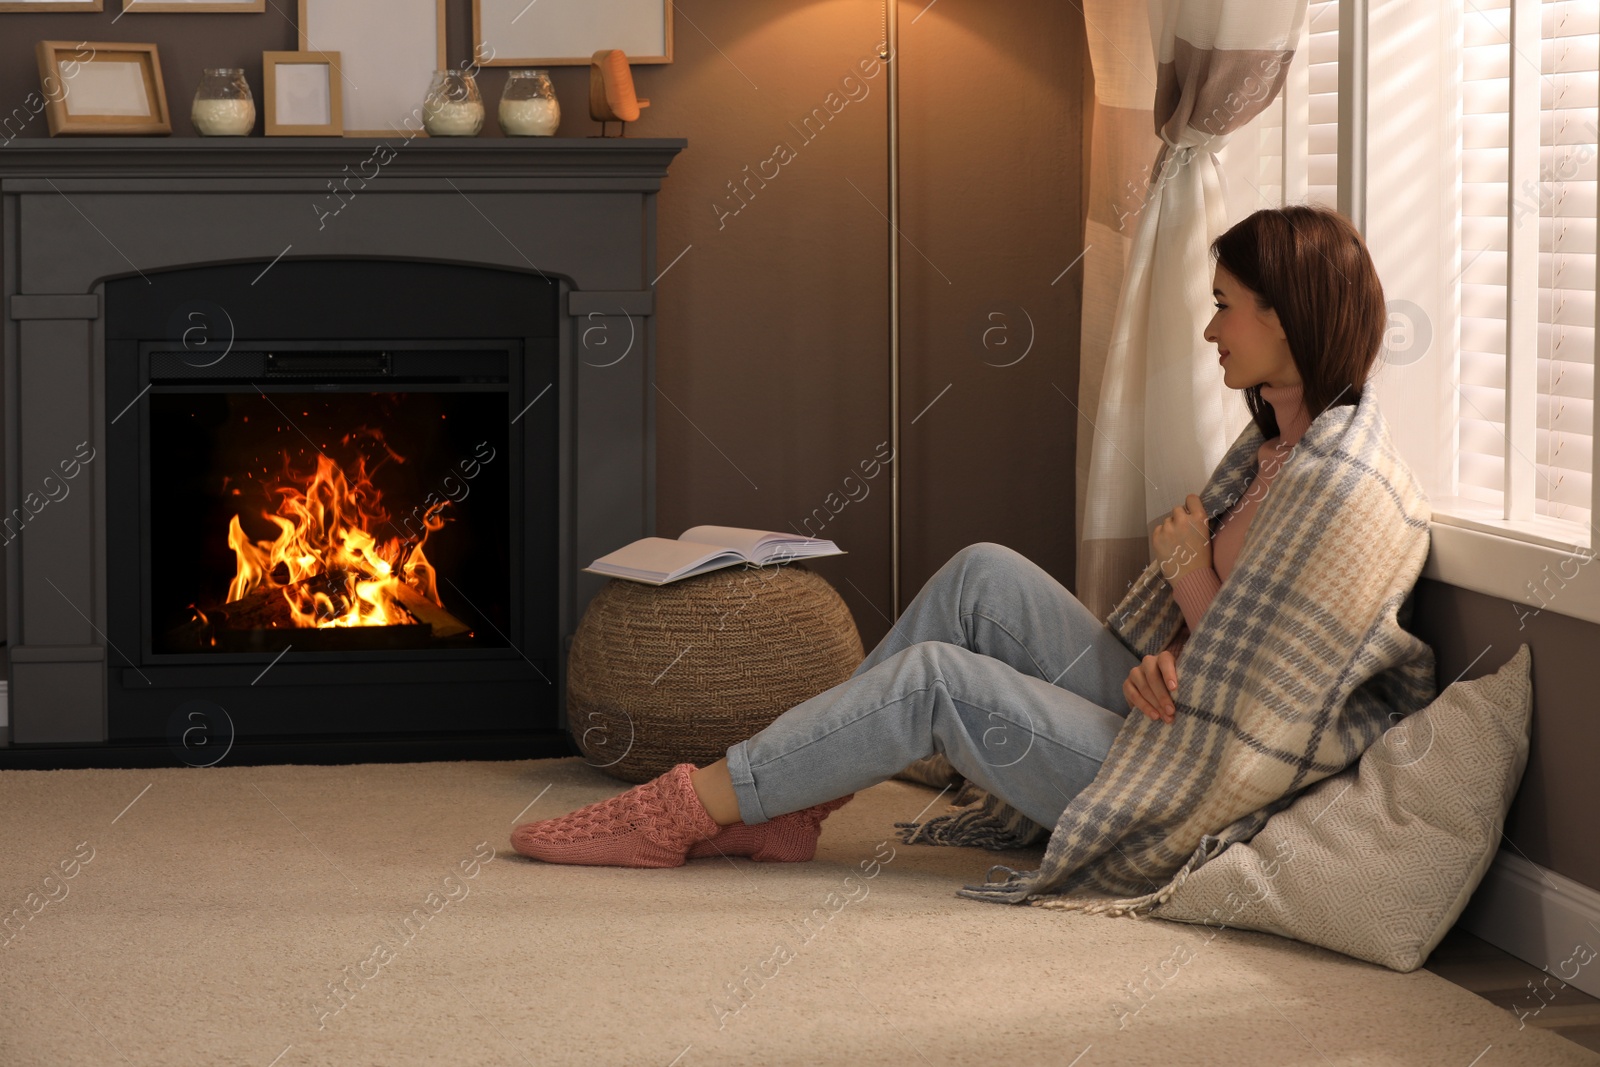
[34,39,172,135]
[121,0,264,12]
[263,50,341,136]
[472,0,672,66]
[298,0,446,137]
[0,0,103,10]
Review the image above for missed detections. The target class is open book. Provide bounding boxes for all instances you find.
[583,525,845,585]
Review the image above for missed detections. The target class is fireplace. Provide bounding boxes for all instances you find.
[0,138,684,760]
[103,259,556,742]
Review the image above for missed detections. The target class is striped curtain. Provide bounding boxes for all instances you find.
[1075,0,1306,620]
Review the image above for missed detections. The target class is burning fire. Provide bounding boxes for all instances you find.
[225,450,448,629]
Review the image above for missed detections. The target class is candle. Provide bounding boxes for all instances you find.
[499,96,559,136]
[424,100,484,137]
[192,97,255,136]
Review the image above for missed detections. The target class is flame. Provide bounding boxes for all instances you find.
[225,451,448,628]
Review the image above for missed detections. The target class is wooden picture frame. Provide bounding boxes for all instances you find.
[121,0,264,12]
[34,40,171,136]
[472,0,672,66]
[0,1,102,11]
[263,50,341,136]
[299,0,446,137]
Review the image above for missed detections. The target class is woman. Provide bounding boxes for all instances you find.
[512,204,1392,870]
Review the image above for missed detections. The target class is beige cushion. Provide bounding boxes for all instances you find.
[1152,643,1533,972]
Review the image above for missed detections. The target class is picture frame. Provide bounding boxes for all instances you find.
[472,0,672,66]
[263,50,342,136]
[0,1,102,11]
[121,0,264,12]
[34,40,171,136]
[298,0,446,137]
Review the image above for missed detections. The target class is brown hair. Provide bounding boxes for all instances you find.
[1210,205,1386,440]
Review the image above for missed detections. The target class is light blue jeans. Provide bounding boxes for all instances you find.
[725,542,1143,828]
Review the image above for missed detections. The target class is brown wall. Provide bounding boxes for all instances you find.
[1409,578,1600,893]
[897,5,1092,601]
[642,0,1092,639]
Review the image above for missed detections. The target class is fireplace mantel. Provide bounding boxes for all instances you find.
[1,136,686,750]
[0,137,686,179]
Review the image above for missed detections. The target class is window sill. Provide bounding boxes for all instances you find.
[1423,496,1599,628]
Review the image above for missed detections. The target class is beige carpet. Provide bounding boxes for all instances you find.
[2,757,1594,1067]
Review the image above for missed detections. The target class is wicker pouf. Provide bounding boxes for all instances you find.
[568,562,865,782]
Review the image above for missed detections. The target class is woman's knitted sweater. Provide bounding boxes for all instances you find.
[1161,381,1312,658]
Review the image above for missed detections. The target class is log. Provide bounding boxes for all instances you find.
[163,574,470,651]
[213,623,432,654]
[211,582,300,632]
[389,582,471,638]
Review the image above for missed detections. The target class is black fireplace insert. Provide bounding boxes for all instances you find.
[104,260,559,746]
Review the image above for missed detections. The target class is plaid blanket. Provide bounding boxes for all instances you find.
[896,384,1437,914]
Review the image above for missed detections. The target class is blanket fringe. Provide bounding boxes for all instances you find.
[903,804,1222,912]
[951,779,987,807]
[894,787,1047,851]
[952,864,1043,905]
[1025,836,1219,916]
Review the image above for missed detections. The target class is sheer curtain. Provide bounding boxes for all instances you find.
[1075,0,1307,619]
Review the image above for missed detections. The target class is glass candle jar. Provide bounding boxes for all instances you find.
[498,69,560,136]
[192,68,256,136]
[423,70,485,137]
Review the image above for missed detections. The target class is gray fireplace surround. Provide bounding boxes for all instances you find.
[0,137,685,746]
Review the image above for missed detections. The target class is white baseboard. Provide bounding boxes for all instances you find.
[1457,849,1600,999]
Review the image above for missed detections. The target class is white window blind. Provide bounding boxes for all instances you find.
[1254,86,1285,211]
[1457,0,1597,537]
[1458,0,1513,511]
[1307,1,1341,208]
[1539,0,1596,531]
[1217,1,1336,216]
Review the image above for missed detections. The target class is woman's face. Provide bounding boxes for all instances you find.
[1204,265,1300,390]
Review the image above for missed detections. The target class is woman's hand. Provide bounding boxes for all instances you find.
[1124,652,1179,724]
[1152,493,1213,581]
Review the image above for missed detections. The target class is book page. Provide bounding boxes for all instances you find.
[678,525,772,559]
[590,536,739,579]
[678,525,841,564]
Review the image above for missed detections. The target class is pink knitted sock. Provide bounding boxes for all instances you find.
[510,763,721,868]
[686,793,855,863]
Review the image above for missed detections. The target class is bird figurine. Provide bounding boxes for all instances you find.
[589,49,649,137]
